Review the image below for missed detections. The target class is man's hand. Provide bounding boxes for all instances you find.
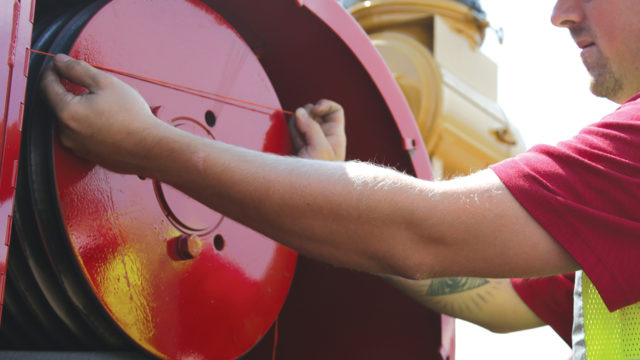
[40,53,172,175]
[288,100,346,161]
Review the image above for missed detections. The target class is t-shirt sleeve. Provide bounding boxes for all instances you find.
[490,96,640,312]
[511,275,574,345]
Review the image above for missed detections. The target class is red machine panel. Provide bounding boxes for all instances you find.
[0,0,34,309]
[54,1,296,359]
[2,0,453,359]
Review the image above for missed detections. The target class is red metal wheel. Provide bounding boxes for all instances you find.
[52,1,296,358]
[4,0,451,358]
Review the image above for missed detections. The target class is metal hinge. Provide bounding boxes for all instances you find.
[7,0,21,68]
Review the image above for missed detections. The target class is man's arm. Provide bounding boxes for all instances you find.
[288,98,545,334]
[41,54,579,280]
[288,103,545,334]
[386,276,545,333]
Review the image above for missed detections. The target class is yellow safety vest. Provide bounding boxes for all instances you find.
[575,272,640,359]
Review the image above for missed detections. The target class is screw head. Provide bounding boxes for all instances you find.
[168,234,203,261]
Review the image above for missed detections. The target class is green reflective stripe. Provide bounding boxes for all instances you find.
[583,274,640,359]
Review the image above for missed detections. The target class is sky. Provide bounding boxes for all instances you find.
[479,0,617,148]
[455,1,617,359]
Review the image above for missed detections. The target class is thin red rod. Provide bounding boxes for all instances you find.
[30,49,294,115]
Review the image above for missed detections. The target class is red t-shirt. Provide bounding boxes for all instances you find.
[510,275,575,344]
[490,94,640,342]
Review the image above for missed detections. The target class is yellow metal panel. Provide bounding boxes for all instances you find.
[349,0,525,179]
[371,31,443,149]
[433,15,497,101]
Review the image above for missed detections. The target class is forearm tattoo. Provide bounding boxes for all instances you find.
[426,277,490,296]
[424,277,494,317]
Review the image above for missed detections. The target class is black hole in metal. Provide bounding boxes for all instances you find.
[214,234,225,251]
[205,110,217,127]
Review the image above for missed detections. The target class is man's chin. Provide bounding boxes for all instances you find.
[590,76,623,102]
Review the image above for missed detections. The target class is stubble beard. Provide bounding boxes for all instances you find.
[587,55,623,101]
[572,25,624,101]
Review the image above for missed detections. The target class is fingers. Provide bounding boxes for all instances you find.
[313,99,346,161]
[294,107,327,150]
[40,62,75,116]
[311,99,345,139]
[289,104,327,154]
[311,99,344,123]
[51,53,106,92]
[288,99,346,161]
[310,99,345,137]
[303,103,314,119]
[41,54,110,118]
[287,113,306,153]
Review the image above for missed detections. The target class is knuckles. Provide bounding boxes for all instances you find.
[55,101,83,129]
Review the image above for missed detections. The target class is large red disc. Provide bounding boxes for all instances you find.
[53,1,296,358]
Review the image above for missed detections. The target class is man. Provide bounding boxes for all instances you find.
[40,0,640,357]
[392,2,640,358]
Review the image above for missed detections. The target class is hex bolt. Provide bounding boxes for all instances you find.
[168,234,203,261]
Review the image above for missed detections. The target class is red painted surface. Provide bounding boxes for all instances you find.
[54,1,296,359]
[0,0,33,314]
[3,0,454,358]
[302,0,432,180]
[203,1,451,359]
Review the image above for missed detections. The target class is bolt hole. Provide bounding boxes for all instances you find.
[214,234,225,251]
[205,110,217,127]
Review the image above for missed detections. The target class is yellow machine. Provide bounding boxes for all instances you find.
[349,0,525,179]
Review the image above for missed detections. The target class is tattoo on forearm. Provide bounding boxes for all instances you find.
[426,277,489,296]
[424,277,495,317]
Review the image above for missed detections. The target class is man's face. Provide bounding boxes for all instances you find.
[552,0,640,103]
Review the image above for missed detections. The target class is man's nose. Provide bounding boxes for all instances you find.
[551,0,584,28]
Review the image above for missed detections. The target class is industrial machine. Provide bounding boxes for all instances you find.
[348,0,524,179]
[0,0,523,358]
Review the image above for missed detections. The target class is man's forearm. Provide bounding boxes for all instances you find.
[146,125,436,277]
[140,123,578,280]
[385,276,545,333]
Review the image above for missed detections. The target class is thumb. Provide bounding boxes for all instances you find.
[52,54,106,92]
